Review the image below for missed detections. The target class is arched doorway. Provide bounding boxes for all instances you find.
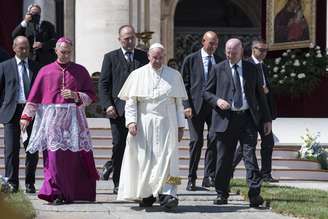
[161,0,262,66]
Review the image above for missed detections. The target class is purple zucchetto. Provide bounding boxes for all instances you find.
[56,37,73,46]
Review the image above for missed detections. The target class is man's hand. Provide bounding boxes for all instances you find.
[24,13,33,23]
[263,86,269,94]
[106,106,118,119]
[263,122,272,136]
[184,107,192,119]
[20,119,30,133]
[61,89,77,99]
[216,98,231,110]
[128,122,137,136]
[178,127,184,142]
[33,42,43,49]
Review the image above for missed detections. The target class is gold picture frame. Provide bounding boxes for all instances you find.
[266,0,316,51]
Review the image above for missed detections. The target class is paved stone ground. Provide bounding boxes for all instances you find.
[24,180,296,219]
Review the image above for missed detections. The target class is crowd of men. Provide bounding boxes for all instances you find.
[0,3,278,210]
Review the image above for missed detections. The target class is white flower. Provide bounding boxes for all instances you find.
[297,73,306,79]
[287,49,291,53]
[291,54,296,59]
[290,73,296,77]
[316,53,323,58]
[273,74,278,78]
[280,69,286,73]
[302,61,307,65]
[282,65,286,69]
[293,59,300,66]
[279,80,284,84]
[273,67,279,73]
[275,58,281,64]
[315,45,321,50]
[282,52,288,57]
[309,43,315,48]
[305,53,311,58]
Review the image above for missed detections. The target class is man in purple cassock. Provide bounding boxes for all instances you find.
[20,37,99,204]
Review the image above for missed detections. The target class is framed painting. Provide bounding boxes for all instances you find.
[266,0,316,50]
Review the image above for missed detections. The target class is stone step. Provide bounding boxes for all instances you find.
[1,164,328,181]
[0,144,299,160]
[178,157,321,170]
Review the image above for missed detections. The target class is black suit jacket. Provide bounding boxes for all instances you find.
[12,21,58,67]
[98,48,148,116]
[247,57,277,120]
[204,59,271,133]
[181,50,221,114]
[0,58,39,123]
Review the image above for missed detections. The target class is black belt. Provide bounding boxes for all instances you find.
[230,109,249,115]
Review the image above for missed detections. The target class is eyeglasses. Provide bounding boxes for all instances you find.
[254,47,268,53]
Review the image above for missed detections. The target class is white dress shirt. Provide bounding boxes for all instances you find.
[121,48,134,62]
[229,60,249,111]
[251,55,267,87]
[201,48,216,80]
[15,56,30,103]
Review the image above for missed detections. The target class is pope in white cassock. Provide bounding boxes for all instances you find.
[117,43,187,210]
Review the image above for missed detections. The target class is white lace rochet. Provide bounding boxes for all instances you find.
[23,92,94,153]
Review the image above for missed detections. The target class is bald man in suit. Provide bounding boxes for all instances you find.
[181,31,221,190]
[0,36,39,193]
[204,38,272,207]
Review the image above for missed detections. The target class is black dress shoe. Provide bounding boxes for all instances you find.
[202,177,214,187]
[101,161,113,180]
[249,195,264,207]
[213,196,228,205]
[186,180,196,191]
[160,195,178,209]
[139,195,156,207]
[113,186,119,194]
[262,176,279,183]
[52,198,64,205]
[25,184,36,193]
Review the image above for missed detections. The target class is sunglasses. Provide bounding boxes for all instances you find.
[254,47,268,52]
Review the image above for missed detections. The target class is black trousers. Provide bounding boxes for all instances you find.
[4,104,38,188]
[109,116,128,187]
[187,103,216,180]
[214,110,261,199]
[232,121,274,177]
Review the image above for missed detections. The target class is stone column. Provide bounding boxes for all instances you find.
[64,0,75,60]
[75,0,130,74]
[149,0,161,44]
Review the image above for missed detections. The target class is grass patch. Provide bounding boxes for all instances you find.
[230,179,328,219]
[0,191,36,219]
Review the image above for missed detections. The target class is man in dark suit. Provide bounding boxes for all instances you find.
[204,38,272,207]
[0,36,39,193]
[98,25,148,194]
[12,4,58,67]
[232,39,278,182]
[181,31,220,190]
[0,46,10,63]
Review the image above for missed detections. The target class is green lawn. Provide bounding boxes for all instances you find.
[231,179,328,219]
[1,191,36,219]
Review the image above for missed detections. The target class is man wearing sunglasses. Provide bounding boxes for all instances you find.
[232,39,278,183]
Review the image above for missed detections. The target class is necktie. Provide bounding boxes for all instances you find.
[125,51,133,63]
[21,60,30,98]
[259,63,266,86]
[232,64,242,109]
[206,56,212,81]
